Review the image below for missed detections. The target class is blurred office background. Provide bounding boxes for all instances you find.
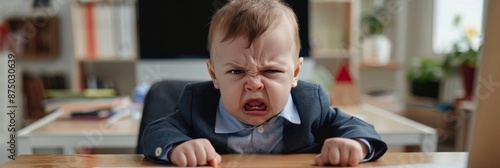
[0,0,486,162]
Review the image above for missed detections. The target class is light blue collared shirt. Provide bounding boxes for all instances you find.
[215,94,301,153]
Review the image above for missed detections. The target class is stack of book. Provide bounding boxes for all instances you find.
[72,0,136,60]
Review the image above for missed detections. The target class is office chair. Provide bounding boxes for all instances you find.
[136,80,196,154]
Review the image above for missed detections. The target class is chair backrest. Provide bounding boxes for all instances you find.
[136,80,195,154]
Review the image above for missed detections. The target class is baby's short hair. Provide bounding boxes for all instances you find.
[208,0,301,58]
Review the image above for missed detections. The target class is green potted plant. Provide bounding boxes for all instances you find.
[442,16,482,100]
[407,56,445,99]
[361,8,391,66]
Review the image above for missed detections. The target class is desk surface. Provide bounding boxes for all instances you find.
[2,152,466,167]
[339,104,434,134]
[17,100,140,154]
[34,100,139,135]
[339,104,437,151]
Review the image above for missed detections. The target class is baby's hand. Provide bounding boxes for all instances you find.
[168,138,221,167]
[314,138,368,166]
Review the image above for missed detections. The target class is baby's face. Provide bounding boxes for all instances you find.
[207,21,302,126]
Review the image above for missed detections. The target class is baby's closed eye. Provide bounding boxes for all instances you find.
[263,70,281,73]
[228,70,245,74]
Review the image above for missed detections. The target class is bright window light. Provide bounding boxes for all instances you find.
[433,0,484,54]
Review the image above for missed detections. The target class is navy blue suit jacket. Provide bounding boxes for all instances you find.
[141,80,387,162]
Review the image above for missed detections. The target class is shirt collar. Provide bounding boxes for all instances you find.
[215,94,301,134]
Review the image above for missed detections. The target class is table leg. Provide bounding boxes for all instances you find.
[17,136,33,154]
[420,133,438,152]
[63,146,76,154]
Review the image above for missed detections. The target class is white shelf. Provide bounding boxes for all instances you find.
[69,0,138,96]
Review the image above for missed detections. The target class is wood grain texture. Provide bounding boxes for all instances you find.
[2,152,466,167]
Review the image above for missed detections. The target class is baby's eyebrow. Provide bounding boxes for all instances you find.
[222,61,288,71]
[259,62,287,70]
[223,62,244,67]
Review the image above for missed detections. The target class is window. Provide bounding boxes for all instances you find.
[432,0,484,54]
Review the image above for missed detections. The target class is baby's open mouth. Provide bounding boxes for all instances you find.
[243,99,267,115]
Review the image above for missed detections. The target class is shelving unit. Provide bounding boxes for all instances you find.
[310,0,360,80]
[5,16,58,59]
[310,0,360,52]
[359,61,401,70]
[69,0,137,96]
[310,0,407,112]
[310,0,361,106]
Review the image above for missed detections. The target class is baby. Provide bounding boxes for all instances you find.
[141,0,387,166]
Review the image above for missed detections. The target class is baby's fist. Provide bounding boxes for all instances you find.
[314,138,368,166]
[169,138,221,167]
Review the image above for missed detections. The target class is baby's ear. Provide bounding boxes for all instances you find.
[292,77,298,87]
[292,57,303,87]
[206,60,220,89]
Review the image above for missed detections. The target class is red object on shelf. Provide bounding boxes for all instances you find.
[335,61,354,83]
[461,64,476,100]
[0,19,8,51]
[330,61,359,106]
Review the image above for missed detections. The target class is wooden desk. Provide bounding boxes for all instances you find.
[2,152,467,167]
[339,104,437,152]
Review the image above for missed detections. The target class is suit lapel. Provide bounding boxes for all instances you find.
[283,81,325,153]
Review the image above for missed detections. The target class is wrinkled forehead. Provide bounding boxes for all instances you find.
[210,24,298,68]
[210,16,299,59]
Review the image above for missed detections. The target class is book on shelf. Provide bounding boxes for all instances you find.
[43,96,124,112]
[63,108,114,120]
[113,2,136,60]
[23,75,47,119]
[4,17,58,59]
[72,0,136,60]
[46,96,135,121]
[95,3,114,59]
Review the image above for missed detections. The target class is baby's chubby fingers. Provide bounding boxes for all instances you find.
[169,138,220,167]
[314,154,325,166]
[205,142,222,166]
[208,155,221,167]
[314,138,366,166]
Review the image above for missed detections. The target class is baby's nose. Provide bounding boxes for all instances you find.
[245,73,264,91]
[248,71,259,77]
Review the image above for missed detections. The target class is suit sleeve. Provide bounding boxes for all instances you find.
[140,84,195,163]
[317,85,388,161]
